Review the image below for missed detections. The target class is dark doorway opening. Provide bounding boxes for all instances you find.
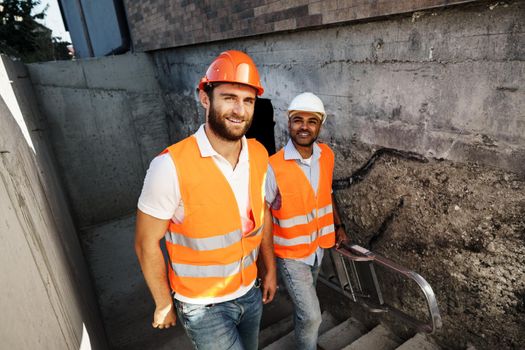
[247,98,276,155]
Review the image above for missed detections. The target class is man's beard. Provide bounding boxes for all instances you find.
[208,105,253,141]
[291,132,318,148]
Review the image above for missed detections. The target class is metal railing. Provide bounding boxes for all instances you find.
[318,242,442,334]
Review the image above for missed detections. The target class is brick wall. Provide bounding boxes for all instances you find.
[124,0,477,51]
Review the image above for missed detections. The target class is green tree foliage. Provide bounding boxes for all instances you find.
[0,0,71,62]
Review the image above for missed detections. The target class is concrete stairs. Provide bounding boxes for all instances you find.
[82,215,440,349]
[259,294,440,350]
[262,311,339,350]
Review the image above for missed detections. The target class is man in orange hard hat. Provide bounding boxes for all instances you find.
[265,92,347,350]
[135,50,276,350]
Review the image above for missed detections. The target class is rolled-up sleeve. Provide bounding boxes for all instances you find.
[137,153,180,220]
[265,165,280,209]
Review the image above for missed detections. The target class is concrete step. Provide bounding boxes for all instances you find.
[341,324,402,350]
[258,286,295,348]
[259,315,294,349]
[262,311,339,350]
[396,333,441,350]
[317,317,367,350]
[260,289,294,329]
[318,311,341,334]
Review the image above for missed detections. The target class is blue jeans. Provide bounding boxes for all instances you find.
[175,286,263,350]
[277,257,322,350]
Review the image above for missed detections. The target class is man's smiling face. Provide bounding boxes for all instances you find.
[207,83,257,141]
[288,112,322,148]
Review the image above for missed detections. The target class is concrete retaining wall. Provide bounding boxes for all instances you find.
[0,55,107,349]
[27,53,170,228]
[153,0,524,175]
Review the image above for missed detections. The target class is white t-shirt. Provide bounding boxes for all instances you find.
[137,124,255,304]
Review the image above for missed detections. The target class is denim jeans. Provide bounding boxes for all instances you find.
[277,257,322,350]
[174,286,263,350]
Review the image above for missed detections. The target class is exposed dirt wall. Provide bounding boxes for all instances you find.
[331,140,525,349]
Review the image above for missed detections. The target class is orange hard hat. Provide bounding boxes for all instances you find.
[198,50,264,96]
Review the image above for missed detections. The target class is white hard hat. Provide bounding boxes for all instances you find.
[287,92,327,123]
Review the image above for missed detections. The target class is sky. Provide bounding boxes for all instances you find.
[34,0,71,42]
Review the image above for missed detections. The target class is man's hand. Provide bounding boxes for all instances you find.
[336,225,349,248]
[152,302,177,329]
[261,269,277,304]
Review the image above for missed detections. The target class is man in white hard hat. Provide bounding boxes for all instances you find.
[265,92,347,349]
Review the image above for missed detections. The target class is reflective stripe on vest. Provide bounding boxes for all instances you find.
[269,143,335,259]
[162,136,268,300]
[165,226,263,251]
[272,204,333,228]
[171,247,259,278]
[273,224,335,247]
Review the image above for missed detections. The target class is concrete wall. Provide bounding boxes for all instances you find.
[34,1,523,226]
[0,55,107,349]
[124,0,477,51]
[152,0,525,175]
[28,53,170,228]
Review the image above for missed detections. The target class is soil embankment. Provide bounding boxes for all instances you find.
[332,140,525,349]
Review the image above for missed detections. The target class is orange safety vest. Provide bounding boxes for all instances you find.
[161,136,268,300]
[269,143,335,259]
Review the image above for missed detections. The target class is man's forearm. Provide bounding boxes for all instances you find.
[135,210,173,307]
[332,193,350,244]
[259,204,277,303]
[332,193,343,226]
[260,205,276,272]
[135,210,176,328]
[136,242,173,307]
